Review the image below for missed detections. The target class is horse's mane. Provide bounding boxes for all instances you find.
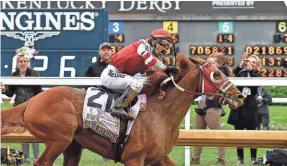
[141,54,192,95]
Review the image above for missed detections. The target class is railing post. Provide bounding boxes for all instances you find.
[184,108,191,166]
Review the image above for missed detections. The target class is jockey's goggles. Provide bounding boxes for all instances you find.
[156,39,173,49]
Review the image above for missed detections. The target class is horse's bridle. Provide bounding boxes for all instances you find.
[159,62,234,103]
[158,42,234,103]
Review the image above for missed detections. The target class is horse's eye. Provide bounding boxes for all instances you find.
[214,72,221,80]
[211,71,222,83]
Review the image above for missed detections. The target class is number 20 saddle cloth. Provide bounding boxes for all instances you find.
[82,86,146,143]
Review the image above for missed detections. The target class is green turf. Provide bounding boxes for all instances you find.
[1,103,286,166]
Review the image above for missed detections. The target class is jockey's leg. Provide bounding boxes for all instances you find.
[111,85,142,120]
[101,66,143,92]
[111,79,143,120]
[115,86,139,109]
[101,65,144,120]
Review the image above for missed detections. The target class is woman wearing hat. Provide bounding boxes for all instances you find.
[1,46,42,164]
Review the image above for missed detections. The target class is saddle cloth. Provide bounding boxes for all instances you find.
[83,87,145,143]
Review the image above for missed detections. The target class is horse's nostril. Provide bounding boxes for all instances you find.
[237,94,244,99]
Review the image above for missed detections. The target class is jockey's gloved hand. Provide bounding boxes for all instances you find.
[165,66,179,76]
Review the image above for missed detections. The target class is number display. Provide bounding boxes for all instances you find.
[273,34,281,43]
[190,45,234,55]
[273,34,287,43]
[225,57,234,66]
[284,34,287,43]
[245,45,287,55]
[108,22,124,34]
[261,57,285,67]
[115,34,125,43]
[109,34,125,43]
[246,45,287,77]
[32,56,48,71]
[171,34,179,43]
[243,21,287,77]
[163,21,178,33]
[113,22,119,33]
[276,21,287,33]
[162,55,176,66]
[165,47,179,55]
[217,34,234,43]
[218,21,234,34]
[260,69,287,77]
[60,56,76,77]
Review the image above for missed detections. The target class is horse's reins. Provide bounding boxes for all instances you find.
[168,73,225,97]
[162,62,232,98]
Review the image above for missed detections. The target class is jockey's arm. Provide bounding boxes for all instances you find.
[137,43,167,71]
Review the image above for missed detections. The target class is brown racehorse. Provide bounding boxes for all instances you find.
[1,54,244,166]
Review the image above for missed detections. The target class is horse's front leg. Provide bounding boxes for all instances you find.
[151,155,176,166]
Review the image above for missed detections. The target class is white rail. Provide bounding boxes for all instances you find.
[1,77,286,103]
[1,77,287,86]
[1,93,286,104]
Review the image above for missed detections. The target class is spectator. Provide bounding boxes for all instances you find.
[256,86,272,130]
[227,53,261,165]
[0,46,42,164]
[191,53,232,165]
[84,42,112,89]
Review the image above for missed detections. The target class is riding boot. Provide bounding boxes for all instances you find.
[117,86,139,109]
[110,86,139,120]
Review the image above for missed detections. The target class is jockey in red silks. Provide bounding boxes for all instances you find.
[100,28,179,119]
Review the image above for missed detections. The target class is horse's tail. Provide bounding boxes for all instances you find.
[1,101,28,135]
